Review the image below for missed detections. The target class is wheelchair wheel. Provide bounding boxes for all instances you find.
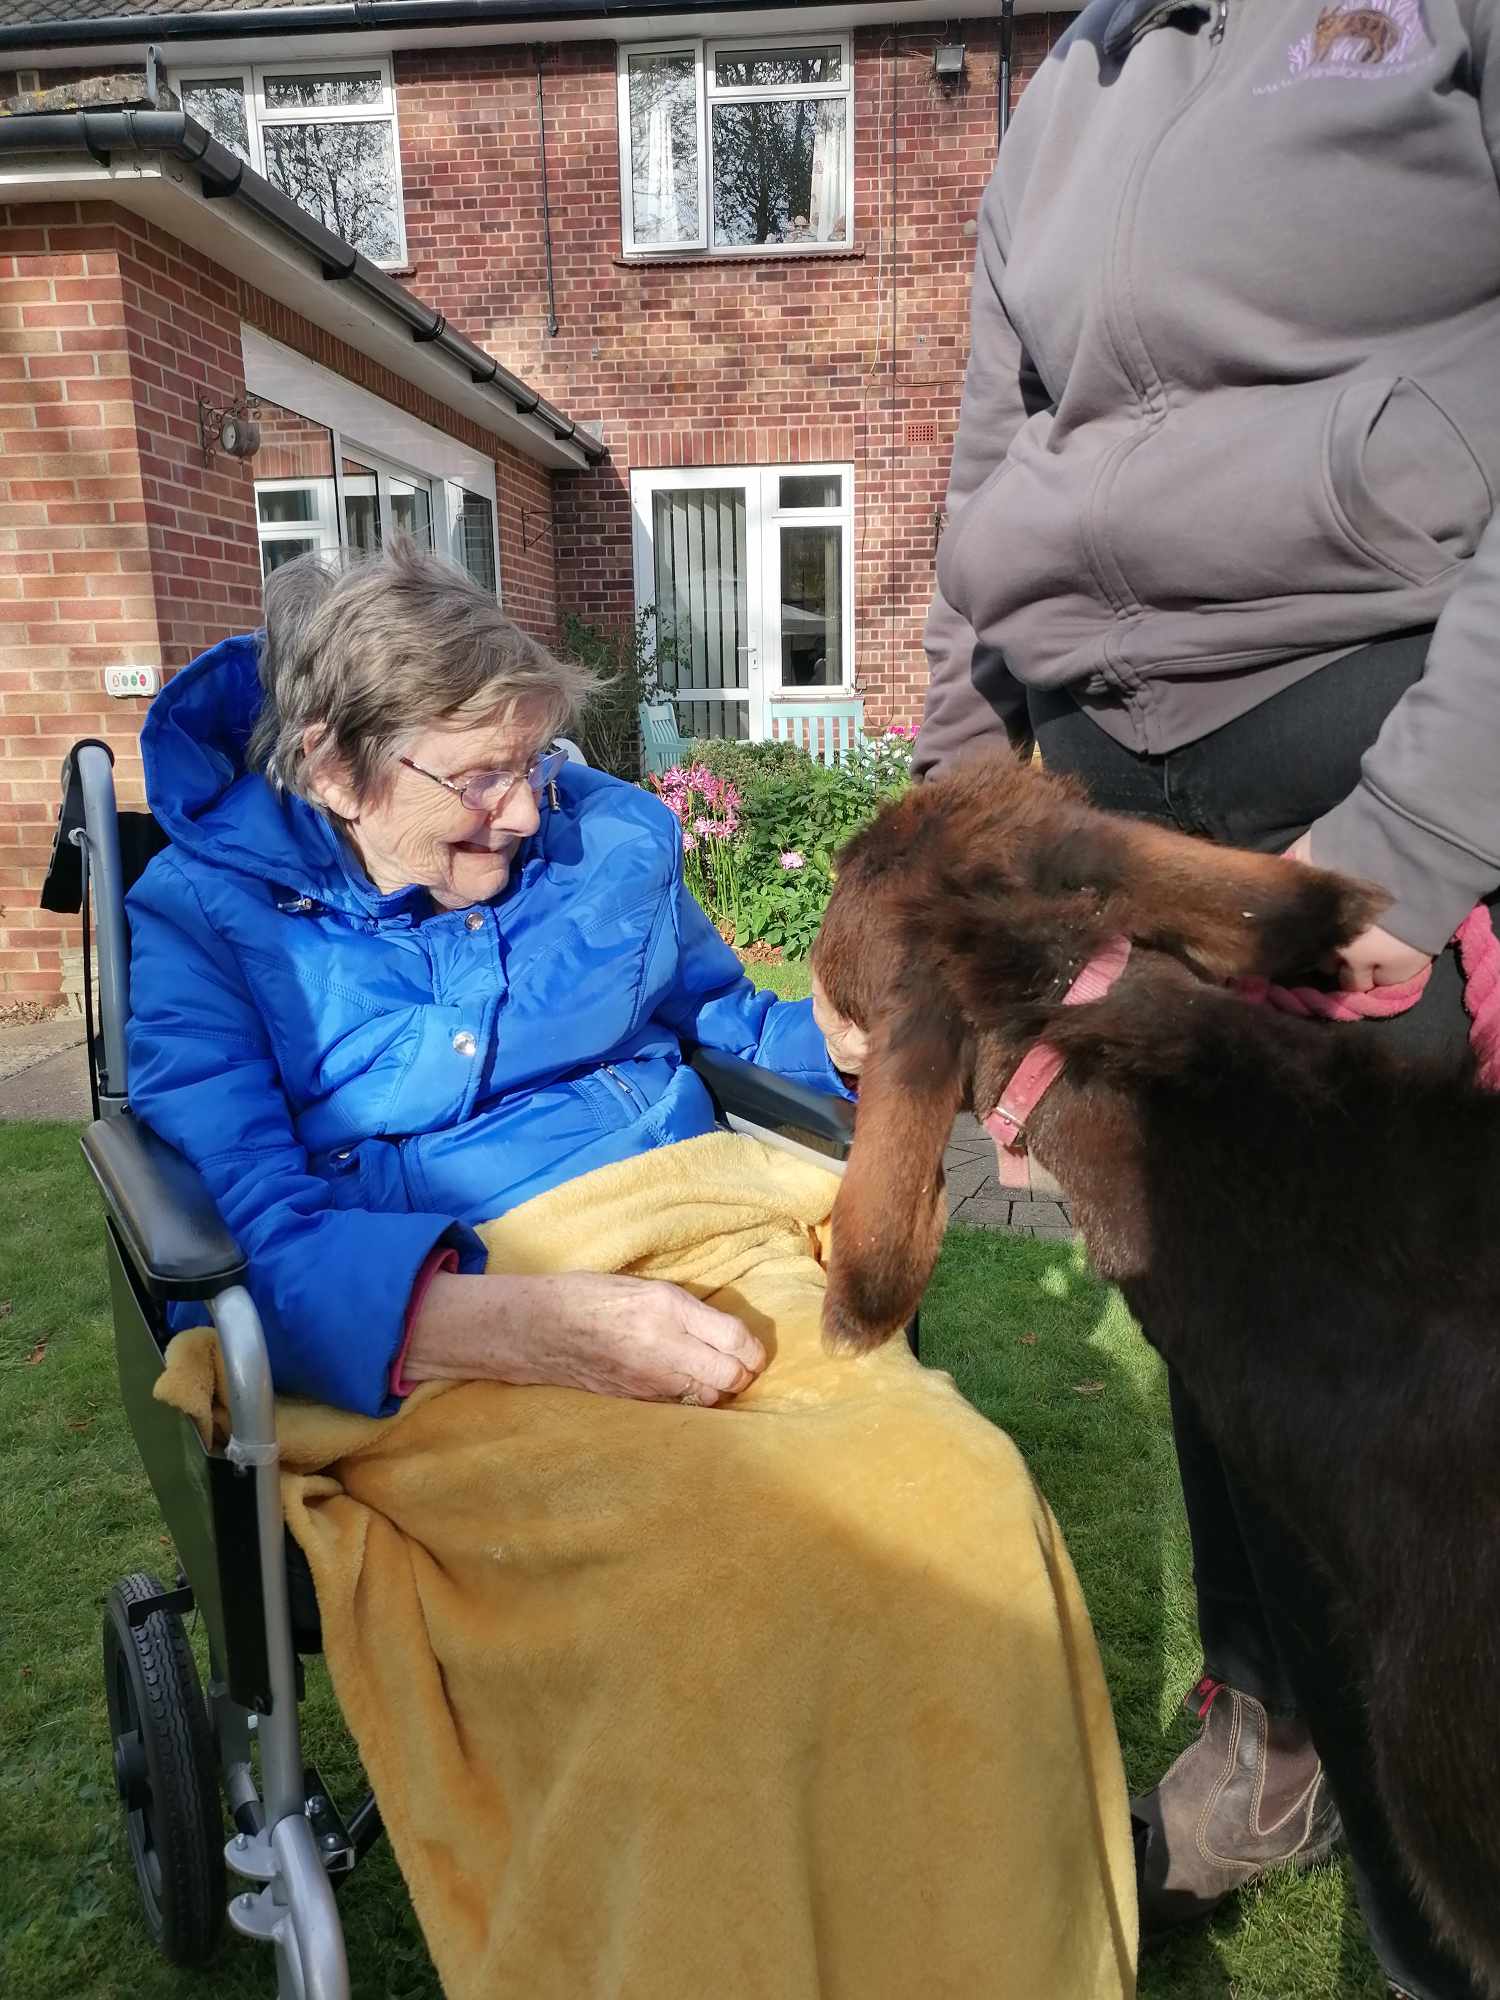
[102,1572,225,1966]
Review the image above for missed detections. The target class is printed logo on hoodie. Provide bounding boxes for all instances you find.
[1255,0,1434,92]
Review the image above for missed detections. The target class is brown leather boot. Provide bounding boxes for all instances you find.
[1133,1673,1344,1946]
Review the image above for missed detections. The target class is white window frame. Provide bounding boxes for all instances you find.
[255,475,341,577]
[243,329,502,594]
[617,33,854,259]
[335,444,437,552]
[766,466,855,698]
[174,55,409,267]
[630,462,855,739]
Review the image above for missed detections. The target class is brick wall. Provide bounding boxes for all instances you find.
[257,404,336,482]
[236,284,562,638]
[0,201,561,1003]
[395,14,1072,727]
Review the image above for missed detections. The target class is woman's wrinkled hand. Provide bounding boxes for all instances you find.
[1283,831,1433,991]
[812,972,871,1079]
[405,1270,767,1406]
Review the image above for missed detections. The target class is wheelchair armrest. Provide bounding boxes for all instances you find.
[81,1114,248,1302]
[687,1048,855,1165]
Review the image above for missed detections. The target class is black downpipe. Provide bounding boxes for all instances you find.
[535,47,560,339]
[998,0,1016,145]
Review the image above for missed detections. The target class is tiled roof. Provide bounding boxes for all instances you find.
[2,0,766,26]
[1,0,327,21]
[0,0,327,21]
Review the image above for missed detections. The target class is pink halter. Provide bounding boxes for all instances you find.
[982,935,1133,1190]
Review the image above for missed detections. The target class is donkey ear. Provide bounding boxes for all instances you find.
[822,1004,964,1355]
[1038,815,1388,982]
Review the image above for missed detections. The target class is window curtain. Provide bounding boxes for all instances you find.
[807,103,848,244]
[639,98,679,241]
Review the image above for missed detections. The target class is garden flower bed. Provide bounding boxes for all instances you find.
[647,726,917,959]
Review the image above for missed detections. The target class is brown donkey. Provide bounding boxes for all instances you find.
[812,752,1500,1993]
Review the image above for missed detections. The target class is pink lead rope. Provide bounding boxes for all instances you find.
[980,908,1500,1197]
[1236,904,1500,1090]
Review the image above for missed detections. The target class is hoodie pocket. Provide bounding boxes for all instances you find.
[1325,378,1490,585]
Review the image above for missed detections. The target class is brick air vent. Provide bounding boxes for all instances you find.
[904,422,937,447]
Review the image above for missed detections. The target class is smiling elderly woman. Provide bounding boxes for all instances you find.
[129,541,852,1411]
[124,542,1134,2000]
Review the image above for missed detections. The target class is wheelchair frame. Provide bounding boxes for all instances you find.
[51,737,874,1999]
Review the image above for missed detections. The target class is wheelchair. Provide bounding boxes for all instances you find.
[44,735,882,2000]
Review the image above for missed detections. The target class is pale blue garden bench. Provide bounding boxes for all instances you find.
[767,697,865,767]
[638,698,691,777]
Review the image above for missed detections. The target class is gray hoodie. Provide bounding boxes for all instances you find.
[916,0,1500,951]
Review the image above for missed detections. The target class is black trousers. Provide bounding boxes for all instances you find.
[1030,634,1490,2000]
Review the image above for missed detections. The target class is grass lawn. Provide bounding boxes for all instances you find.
[0,1112,1384,1999]
[741,954,814,1001]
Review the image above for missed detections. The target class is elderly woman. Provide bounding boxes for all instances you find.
[126,542,1134,2000]
[130,543,845,1413]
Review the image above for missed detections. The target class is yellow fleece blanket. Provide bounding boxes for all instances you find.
[158,1131,1135,1999]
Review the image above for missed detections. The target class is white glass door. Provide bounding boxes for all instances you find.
[632,469,762,740]
[632,463,853,739]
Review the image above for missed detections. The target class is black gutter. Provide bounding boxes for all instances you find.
[0,105,606,463]
[1,0,895,56]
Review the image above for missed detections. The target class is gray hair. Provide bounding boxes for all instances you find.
[249,537,596,806]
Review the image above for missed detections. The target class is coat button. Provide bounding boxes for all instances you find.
[464,911,484,932]
[452,1030,477,1058]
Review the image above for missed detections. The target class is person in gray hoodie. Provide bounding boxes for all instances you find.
[915,0,1500,1993]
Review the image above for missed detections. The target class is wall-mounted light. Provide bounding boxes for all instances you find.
[933,43,967,92]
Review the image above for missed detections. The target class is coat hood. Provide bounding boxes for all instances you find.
[140,633,428,920]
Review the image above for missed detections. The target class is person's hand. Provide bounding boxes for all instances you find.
[812,971,871,1078]
[405,1270,766,1406]
[1283,831,1433,991]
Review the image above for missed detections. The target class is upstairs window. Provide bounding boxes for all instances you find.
[176,58,407,266]
[618,36,852,257]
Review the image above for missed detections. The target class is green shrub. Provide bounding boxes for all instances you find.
[649,729,915,959]
[563,611,667,778]
[681,737,812,785]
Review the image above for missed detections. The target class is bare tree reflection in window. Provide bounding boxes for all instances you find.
[181,79,252,162]
[627,52,701,244]
[262,122,403,262]
[711,100,846,248]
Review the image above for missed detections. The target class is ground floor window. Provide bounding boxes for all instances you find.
[241,328,501,594]
[630,463,853,739]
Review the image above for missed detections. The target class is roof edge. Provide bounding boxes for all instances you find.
[3,0,912,56]
[0,103,607,467]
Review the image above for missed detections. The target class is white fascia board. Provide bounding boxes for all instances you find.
[4,2,1017,71]
[0,154,590,472]
[242,325,498,496]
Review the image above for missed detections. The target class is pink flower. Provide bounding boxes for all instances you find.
[779,850,805,871]
[682,830,699,852]
[693,816,716,837]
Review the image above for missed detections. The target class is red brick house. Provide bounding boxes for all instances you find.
[0,1,1072,1002]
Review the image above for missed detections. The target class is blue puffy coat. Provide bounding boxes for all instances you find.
[126,636,842,1416]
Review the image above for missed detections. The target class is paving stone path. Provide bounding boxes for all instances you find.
[0,1019,1079,1239]
[942,1111,1075,1237]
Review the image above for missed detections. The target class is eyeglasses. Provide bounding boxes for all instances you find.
[398,748,568,815]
